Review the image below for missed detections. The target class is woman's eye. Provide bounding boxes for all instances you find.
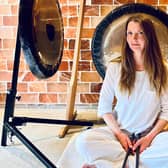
[127,32,133,35]
[139,31,144,35]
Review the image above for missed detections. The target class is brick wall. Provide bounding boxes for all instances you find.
[0,0,168,107]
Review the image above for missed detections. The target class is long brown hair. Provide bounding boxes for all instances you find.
[120,15,168,95]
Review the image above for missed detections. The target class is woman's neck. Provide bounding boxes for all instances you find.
[133,53,144,71]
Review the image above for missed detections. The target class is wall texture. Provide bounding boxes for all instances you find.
[0,0,168,108]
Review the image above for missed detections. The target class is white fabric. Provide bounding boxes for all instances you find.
[98,62,168,134]
[76,62,168,167]
[76,127,168,168]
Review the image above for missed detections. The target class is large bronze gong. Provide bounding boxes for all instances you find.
[92,3,168,79]
[19,0,64,78]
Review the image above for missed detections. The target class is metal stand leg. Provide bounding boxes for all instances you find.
[1,30,21,146]
[1,28,93,168]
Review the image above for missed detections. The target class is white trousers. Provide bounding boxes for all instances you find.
[75,126,168,168]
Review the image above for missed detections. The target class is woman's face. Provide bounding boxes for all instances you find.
[126,21,146,55]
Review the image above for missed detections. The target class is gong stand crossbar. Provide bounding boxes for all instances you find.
[1,30,93,168]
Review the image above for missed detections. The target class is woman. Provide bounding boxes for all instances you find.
[76,15,168,168]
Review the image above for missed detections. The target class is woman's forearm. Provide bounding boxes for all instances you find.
[102,113,122,136]
[147,119,168,139]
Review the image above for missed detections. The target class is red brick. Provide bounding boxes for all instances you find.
[91,83,102,92]
[91,0,113,4]
[81,40,90,50]
[0,60,7,70]
[69,17,78,27]
[59,0,67,4]
[69,16,90,27]
[23,72,37,81]
[17,93,39,104]
[17,83,28,92]
[91,62,98,71]
[3,39,16,48]
[81,72,101,82]
[12,27,17,38]
[0,27,14,39]
[101,5,114,16]
[63,50,74,60]
[137,0,157,4]
[160,0,168,3]
[59,72,71,81]
[78,61,90,71]
[64,28,76,38]
[47,83,67,92]
[7,82,12,89]
[58,61,69,71]
[0,72,12,81]
[69,0,80,4]
[84,6,99,16]
[80,93,99,103]
[7,60,14,71]
[0,16,3,26]
[0,93,6,104]
[0,50,14,59]
[61,6,77,16]
[64,39,68,49]
[3,16,18,26]
[63,17,68,27]
[58,94,67,103]
[46,73,58,81]
[39,93,57,103]
[29,82,47,92]
[82,28,95,38]
[69,39,75,49]
[8,0,18,4]
[11,5,18,15]
[157,6,167,12]
[81,50,92,60]
[0,83,6,92]
[77,83,89,92]
[83,17,90,27]
[0,6,11,15]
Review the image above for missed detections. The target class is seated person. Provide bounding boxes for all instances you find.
[75,15,168,168]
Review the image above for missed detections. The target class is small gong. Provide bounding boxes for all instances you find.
[19,0,64,78]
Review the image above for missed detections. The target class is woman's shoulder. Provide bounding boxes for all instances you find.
[106,56,121,74]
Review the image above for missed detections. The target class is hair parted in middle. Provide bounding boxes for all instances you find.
[119,14,168,96]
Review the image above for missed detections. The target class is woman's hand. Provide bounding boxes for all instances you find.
[115,131,133,152]
[133,134,153,153]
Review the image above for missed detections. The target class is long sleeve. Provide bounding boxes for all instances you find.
[159,89,168,121]
[98,63,118,117]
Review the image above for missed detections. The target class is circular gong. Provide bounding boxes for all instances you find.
[92,3,168,79]
[19,0,64,78]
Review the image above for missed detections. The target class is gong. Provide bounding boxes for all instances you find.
[19,0,64,78]
[92,3,168,79]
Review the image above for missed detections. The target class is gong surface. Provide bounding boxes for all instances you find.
[19,0,64,78]
[92,3,168,79]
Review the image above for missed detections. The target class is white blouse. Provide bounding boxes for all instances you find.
[98,62,168,134]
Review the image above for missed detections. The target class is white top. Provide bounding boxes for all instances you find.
[98,62,168,134]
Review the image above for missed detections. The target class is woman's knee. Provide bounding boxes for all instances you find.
[75,130,94,152]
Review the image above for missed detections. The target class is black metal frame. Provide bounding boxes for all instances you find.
[1,29,93,168]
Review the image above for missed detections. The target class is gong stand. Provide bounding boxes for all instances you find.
[1,2,93,168]
[1,30,93,167]
[58,0,85,138]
